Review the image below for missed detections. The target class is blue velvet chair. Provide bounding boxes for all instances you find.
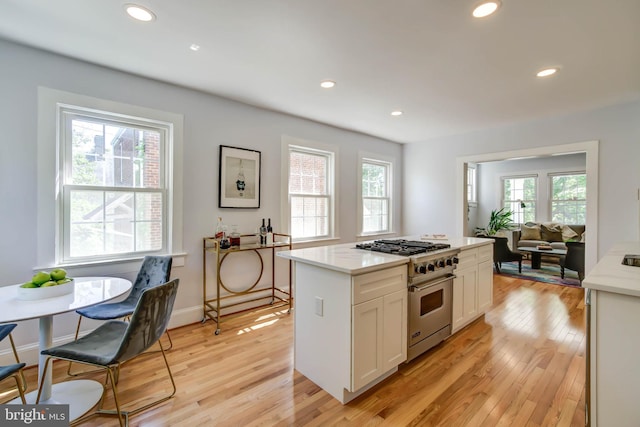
[38,279,180,426]
[0,323,27,404]
[68,255,173,376]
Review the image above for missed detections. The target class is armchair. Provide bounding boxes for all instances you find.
[37,279,180,426]
[489,236,523,273]
[559,241,585,282]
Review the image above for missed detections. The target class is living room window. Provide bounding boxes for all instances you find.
[59,106,170,263]
[549,172,586,224]
[502,175,537,224]
[286,143,335,241]
[359,157,392,235]
[467,163,477,206]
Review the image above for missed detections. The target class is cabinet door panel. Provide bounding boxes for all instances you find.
[382,289,407,371]
[477,259,493,312]
[352,298,383,391]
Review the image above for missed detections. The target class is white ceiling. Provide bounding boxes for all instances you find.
[1,0,639,144]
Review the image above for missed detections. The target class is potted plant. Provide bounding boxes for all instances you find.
[477,208,514,236]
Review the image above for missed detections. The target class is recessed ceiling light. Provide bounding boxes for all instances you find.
[390,110,403,116]
[536,67,559,77]
[190,44,201,52]
[320,80,336,89]
[472,1,501,18]
[125,4,156,22]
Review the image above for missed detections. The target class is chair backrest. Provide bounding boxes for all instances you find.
[128,256,173,301]
[489,236,512,258]
[564,241,585,272]
[0,324,17,342]
[114,278,179,363]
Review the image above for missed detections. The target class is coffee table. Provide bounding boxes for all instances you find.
[517,247,567,269]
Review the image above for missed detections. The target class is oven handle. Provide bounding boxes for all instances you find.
[410,274,456,292]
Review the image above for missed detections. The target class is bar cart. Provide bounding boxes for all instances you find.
[202,233,292,334]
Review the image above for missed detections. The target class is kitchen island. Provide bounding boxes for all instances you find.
[277,236,492,404]
[583,241,640,426]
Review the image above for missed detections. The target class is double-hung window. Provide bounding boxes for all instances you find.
[287,144,335,241]
[502,175,537,224]
[59,106,169,263]
[360,157,392,235]
[549,172,586,224]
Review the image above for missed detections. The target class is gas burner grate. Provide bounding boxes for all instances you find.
[354,239,451,256]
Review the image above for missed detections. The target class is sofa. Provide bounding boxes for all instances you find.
[514,222,585,251]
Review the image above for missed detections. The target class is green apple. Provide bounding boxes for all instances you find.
[57,278,72,284]
[20,282,38,288]
[50,268,67,281]
[41,281,58,287]
[32,271,51,285]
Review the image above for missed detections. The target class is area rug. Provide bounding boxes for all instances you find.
[496,260,582,288]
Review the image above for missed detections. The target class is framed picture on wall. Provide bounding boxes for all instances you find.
[218,145,261,208]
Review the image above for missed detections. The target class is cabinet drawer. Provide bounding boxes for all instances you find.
[352,265,407,305]
[478,244,493,262]
[456,248,478,270]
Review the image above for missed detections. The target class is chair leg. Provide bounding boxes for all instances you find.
[8,333,27,393]
[96,341,176,425]
[494,262,501,273]
[518,260,522,273]
[67,316,84,376]
[163,330,173,351]
[561,266,565,279]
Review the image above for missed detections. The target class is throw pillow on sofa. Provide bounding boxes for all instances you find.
[541,224,563,242]
[561,225,579,241]
[520,223,542,240]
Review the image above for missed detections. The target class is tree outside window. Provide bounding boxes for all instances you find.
[550,173,586,224]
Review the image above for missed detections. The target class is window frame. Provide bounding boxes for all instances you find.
[358,154,393,237]
[37,87,184,270]
[282,136,337,243]
[501,174,538,224]
[548,171,587,224]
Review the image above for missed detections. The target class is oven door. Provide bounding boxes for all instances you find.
[408,274,453,347]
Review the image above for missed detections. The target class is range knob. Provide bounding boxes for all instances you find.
[452,257,459,264]
[446,258,453,266]
[427,264,435,271]
[418,265,427,274]
[437,260,445,268]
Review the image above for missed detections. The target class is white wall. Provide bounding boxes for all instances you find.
[473,153,587,230]
[403,100,640,260]
[0,39,403,363]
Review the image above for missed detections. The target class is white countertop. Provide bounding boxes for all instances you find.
[583,241,640,297]
[277,236,493,275]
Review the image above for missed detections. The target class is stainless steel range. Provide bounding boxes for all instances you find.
[355,239,460,362]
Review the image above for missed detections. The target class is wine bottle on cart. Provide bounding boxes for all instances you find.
[266,218,274,245]
[259,218,267,245]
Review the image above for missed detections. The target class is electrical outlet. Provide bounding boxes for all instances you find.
[314,296,323,316]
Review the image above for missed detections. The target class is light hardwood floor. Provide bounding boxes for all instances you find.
[17,274,586,426]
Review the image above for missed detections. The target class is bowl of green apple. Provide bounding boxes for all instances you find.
[17,269,75,300]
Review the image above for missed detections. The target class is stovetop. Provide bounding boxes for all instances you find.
[355,239,451,256]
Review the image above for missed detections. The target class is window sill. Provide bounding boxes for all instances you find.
[356,231,396,240]
[35,252,187,272]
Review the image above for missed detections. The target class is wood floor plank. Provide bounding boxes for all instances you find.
[18,275,586,426]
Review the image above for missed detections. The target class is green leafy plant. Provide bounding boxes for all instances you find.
[478,208,514,236]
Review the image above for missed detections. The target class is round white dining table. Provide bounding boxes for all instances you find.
[0,276,132,422]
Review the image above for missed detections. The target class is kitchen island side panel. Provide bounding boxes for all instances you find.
[294,262,352,400]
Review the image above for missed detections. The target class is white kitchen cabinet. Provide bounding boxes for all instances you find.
[352,288,407,391]
[583,242,640,427]
[452,242,493,333]
[293,262,407,404]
